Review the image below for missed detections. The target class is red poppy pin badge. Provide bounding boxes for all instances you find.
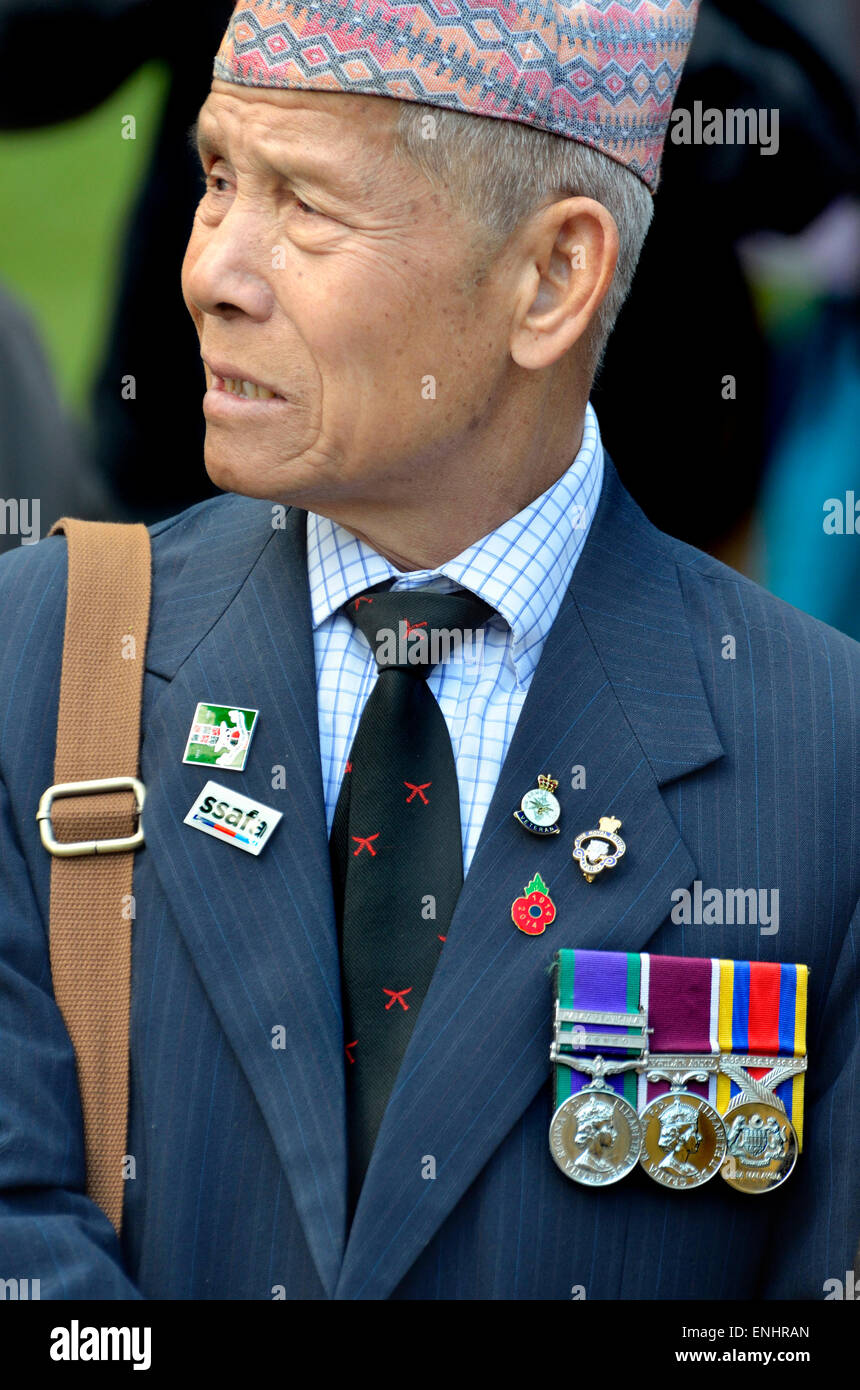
[511,872,557,935]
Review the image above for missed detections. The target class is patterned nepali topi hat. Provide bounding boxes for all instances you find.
[214,0,700,192]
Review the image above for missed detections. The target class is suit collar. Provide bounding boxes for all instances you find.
[567,454,724,783]
[144,494,278,681]
[144,458,723,782]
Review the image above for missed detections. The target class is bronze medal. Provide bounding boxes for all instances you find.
[720,1101,798,1194]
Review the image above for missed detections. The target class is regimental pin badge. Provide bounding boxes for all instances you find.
[514,774,561,836]
[182,702,259,773]
[572,815,626,882]
[511,873,557,935]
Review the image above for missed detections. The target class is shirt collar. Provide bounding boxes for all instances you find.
[306,401,604,688]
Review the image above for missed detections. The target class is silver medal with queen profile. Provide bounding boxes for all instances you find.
[549,1056,643,1187]
[638,1065,727,1190]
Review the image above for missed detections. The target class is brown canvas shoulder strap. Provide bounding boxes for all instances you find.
[38,518,152,1233]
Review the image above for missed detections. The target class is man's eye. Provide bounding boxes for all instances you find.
[206,173,231,194]
[293,195,319,216]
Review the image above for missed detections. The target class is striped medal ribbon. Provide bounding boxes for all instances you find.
[716,960,808,1193]
[549,950,647,1187]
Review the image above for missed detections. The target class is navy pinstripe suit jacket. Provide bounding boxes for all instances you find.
[0,458,857,1300]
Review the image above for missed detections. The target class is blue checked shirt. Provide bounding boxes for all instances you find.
[307,402,604,874]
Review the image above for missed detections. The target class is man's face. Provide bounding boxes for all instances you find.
[182,82,512,511]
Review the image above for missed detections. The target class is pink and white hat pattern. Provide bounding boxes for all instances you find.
[214,0,701,191]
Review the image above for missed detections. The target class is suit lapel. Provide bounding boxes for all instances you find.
[141,504,347,1297]
[335,462,725,1299]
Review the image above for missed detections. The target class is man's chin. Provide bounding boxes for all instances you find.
[203,449,256,499]
[202,440,341,508]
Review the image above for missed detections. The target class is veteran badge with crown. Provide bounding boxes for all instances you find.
[514,774,562,836]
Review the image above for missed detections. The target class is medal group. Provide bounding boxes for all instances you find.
[509,774,808,1198]
[548,952,808,1196]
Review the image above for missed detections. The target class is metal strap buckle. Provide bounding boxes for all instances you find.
[37,777,146,857]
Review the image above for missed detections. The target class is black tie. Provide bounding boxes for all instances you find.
[330,583,493,1201]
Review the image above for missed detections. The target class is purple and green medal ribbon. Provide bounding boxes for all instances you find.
[554,949,642,1109]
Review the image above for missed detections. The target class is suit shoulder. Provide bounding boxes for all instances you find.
[0,494,275,596]
[0,494,278,672]
[0,530,69,660]
[666,531,860,676]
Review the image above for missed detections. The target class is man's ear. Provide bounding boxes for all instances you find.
[509,197,619,370]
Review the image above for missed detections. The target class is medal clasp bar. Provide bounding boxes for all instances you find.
[551,1001,651,1065]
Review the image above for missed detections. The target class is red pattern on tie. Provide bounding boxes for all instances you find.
[383,987,412,1011]
[352,833,379,856]
[404,781,431,804]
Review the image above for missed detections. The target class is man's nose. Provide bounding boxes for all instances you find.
[184,209,275,321]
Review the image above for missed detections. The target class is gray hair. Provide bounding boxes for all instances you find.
[393,103,654,376]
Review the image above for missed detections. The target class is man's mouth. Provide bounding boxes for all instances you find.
[218,376,278,401]
[203,359,285,402]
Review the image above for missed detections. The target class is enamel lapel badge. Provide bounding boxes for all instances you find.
[572,815,625,881]
[183,781,282,856]
[511,873,557,935]
[514,774,561,835]
[182,702,259,773]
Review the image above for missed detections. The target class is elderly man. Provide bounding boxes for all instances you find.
[0,0,857,1302]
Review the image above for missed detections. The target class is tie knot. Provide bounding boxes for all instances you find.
[345,586,493,673]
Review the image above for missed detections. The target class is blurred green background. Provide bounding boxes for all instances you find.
[0,61,167,413]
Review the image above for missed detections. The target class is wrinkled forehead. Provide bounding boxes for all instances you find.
[198,79,401,156]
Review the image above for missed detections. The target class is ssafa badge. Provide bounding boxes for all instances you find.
[182,702,259,772]
[184,781,282,856]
